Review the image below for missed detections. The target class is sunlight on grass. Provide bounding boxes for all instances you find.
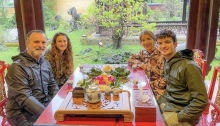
[0,47,19,64]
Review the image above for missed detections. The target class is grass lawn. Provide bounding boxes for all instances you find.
[0,26,220,80]
[43,26,143,70]
[206,46,220,80]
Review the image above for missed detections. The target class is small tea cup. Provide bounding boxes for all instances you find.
[104,86,111,95]
[67,80,73,86]
[79,65,83,71]
[113,88,120,95]
[133,78,138,85]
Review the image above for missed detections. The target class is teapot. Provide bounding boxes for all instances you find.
[86,84,101,103]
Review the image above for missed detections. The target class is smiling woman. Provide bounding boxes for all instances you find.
[127,30,166,100]
[45,32,74,89]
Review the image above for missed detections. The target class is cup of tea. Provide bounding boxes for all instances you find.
[133,78,138,85]
[67,80,73,86]
[79,65,83,71]
[113,88,120,95]
[104,86,111,95]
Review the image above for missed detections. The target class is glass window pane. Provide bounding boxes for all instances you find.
[0,0,19,64]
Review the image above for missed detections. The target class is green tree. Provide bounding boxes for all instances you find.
[0,0,7,24]
[163,0,182,19]
[4,13,16,29]
[82,0,155,49]
[150,7,164,20]
[42,0,57,27]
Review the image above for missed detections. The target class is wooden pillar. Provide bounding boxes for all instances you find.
[14,0,25,52]
[186,0,199,50]
[195,0,210,54]
[187,0,219,74]
[182,0,187,23]
[14,0,45,52]
[33,0,45,30]
[206,0,220,72]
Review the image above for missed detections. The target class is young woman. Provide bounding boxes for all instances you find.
[45,32,74,89]
[127,30,166,99]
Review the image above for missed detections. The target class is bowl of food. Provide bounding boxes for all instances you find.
[102,65,113,74]
[82,67,102,79]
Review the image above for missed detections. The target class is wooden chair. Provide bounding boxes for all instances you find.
[0,61,10,126]
[193,49,207,80]
[202,63,220,126]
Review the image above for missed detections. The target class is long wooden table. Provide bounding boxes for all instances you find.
[34,64,165,126]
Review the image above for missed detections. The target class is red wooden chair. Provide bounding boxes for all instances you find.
[193,49,207,80]
[201,63,220,126]
[0,61,10,126]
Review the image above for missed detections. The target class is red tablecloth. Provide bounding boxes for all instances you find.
[34,64,165,126]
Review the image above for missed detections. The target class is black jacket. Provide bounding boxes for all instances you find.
[5,51,59,125]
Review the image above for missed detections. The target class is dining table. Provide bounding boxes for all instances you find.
[34,64,165,126]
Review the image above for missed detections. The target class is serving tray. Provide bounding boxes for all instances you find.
[54,90,134,122]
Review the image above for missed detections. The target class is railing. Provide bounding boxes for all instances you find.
[150,21,188,34]
[154,23,187,34]
[96,21,188,36]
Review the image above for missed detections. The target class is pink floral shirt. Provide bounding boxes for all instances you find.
[127,48,166,99]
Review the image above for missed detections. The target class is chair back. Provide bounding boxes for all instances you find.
[0,61,7,102]
[0,61,10,126]
[193,49,207,80]
[203,63,220,125]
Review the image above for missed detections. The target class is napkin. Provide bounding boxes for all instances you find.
[138,85,150,103]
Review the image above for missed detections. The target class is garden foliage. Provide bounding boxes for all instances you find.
[81,0,156,49]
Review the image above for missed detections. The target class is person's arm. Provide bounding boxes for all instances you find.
[156,56,166,89]
[177,64,208,122]
[48,69,59,97]
[154,77,166,89]
[156,57,167,104]
[157,90,168,104]
[127,50,145,68]
[46,60,59,98]
[6,64,45,117]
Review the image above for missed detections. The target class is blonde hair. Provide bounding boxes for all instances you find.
[139,30,156,44]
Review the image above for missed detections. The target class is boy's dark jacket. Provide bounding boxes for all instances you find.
[158,49,208,125]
